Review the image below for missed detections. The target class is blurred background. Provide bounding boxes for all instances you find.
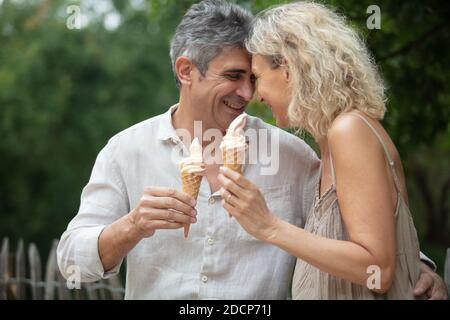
[0,0,449,282]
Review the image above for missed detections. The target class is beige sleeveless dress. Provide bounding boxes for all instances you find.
[292,113,423,300]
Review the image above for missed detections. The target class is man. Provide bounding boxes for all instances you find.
[57,0,447,299]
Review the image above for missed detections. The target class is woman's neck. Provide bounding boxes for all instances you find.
[317,137,329,161]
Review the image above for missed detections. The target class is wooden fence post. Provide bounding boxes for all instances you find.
[15,239,26,299]
[54,240,72,300]
[28,243,43,300]
[0,237,9,300]
[44,240,58,300]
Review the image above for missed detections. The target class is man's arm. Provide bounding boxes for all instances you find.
[57,140,197,281]
[57,140,129,282]
[97,214,142,273]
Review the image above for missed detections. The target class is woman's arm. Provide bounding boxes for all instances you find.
[218,116,397,293]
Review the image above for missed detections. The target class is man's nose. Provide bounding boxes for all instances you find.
[236,79,254,102]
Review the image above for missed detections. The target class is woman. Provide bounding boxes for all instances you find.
[218,2,423,299]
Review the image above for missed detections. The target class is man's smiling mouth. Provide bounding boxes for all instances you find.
[223,99,245,111]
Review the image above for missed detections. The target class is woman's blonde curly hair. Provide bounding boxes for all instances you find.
[246,1,387,139]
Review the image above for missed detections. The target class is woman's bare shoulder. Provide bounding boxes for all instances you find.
[327,113,383,153]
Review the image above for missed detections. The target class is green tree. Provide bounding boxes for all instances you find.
[0,0,448,271]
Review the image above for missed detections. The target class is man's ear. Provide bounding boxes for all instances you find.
[175,56,194,86]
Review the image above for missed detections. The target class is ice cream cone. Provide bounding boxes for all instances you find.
[220,113,247,174]
[222,147,245,174]
[181,171,202,238]
[179,137,205,239]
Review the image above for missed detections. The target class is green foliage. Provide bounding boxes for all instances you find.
[0,0,448,271]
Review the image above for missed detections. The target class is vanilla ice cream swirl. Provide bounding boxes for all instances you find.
[179,137,206,175]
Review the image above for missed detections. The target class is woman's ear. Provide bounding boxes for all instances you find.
[175,56,194,86]
[282,59,290,82]
[283,67,290,82]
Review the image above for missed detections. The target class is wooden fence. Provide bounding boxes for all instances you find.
[0,237,124,300]
[1,237,449,299]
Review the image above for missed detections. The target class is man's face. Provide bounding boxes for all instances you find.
[190,47,255,132]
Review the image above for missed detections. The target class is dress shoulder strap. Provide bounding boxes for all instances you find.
[347,113,402,192]
[329,149,336,186]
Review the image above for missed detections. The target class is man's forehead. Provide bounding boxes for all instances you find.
[211,47,251,71]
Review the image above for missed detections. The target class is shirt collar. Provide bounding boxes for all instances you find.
[157,104,251,144]
[157,103,180,142]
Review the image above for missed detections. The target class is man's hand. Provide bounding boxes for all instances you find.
[99,186,198,272]
[129,186,198,238]
[414,262,448,300]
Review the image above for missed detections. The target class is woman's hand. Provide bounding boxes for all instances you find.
[217,166,280,242]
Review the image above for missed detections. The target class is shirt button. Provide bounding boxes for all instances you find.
[207,238,214,245]
[208,197,215,205]
[201,275,208,283]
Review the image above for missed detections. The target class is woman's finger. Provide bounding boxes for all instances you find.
[222,199,240,219]
[221,189,238,207]
[218,173,245,197]
[220,166,254,189]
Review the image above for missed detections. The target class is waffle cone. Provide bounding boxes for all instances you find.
[181,171,202,238]
[222,147,244,174]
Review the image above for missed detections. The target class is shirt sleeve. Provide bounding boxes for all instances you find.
[419,251,437,271]
[57,138,129,282]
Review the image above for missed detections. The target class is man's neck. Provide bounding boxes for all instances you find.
[173,97,223,194]
[172,100,198,141]
[172,97,224,149]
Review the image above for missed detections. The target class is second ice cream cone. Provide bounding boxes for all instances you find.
[220,113,247,175]
[222,147,244,174]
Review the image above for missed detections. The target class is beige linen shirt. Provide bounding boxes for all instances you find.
[57,104,321,299]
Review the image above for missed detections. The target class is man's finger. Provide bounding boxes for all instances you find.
[428,293,447,300]
[143,197,196,216]
[151,220,184,230]
[141,208,196,224]
[144,186,196,207]
[413,273,433,296]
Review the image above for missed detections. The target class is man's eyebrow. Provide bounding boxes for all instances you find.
[223,69,247,74]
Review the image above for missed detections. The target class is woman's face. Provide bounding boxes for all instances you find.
[251,54,291,128]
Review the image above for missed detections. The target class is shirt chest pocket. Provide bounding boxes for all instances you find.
[234,184,294,241]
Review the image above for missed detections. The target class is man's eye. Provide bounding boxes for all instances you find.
[226,74,241,80]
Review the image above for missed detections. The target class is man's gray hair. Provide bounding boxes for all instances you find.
[170,0,253,88]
